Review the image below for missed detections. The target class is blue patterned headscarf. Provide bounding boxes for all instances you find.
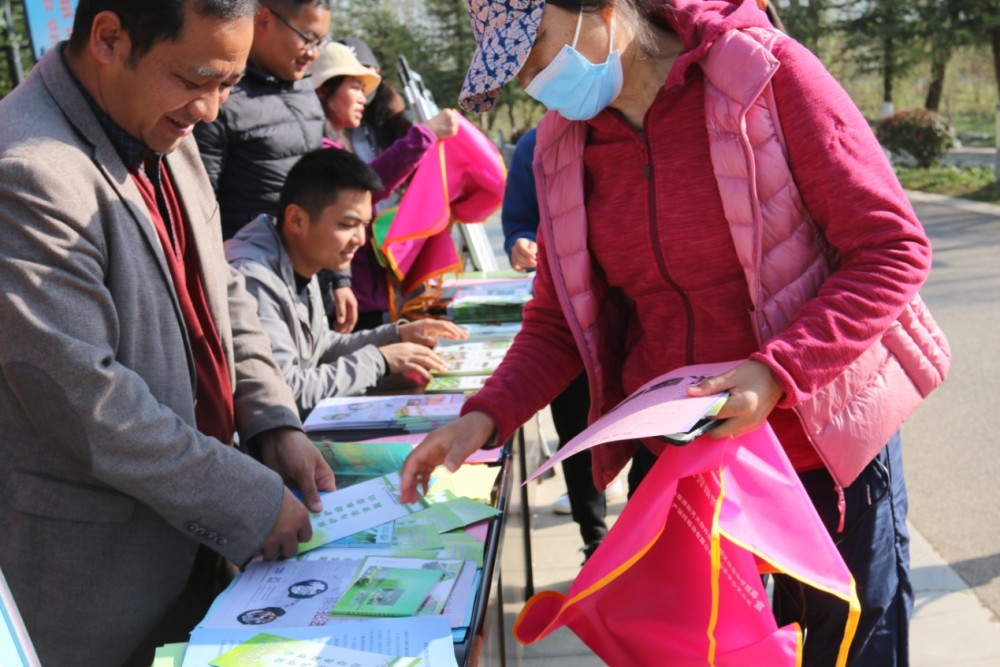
[459,0,546,113]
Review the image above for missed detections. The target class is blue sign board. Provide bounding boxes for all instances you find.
[0,568,40,667]
[22,0,78,61]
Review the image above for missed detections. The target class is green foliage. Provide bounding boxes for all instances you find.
[327,0,544,138]
[839,0,924,103]
[776,0,999,113]
[328,1,431,94]
[876,109,955,167]
[952,112,996,147]
[420,0,476,111]
[894,165,1000,202]
[0,0,35,98]
[775,0,833,57]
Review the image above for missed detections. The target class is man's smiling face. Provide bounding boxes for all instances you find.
[101,5,252,153]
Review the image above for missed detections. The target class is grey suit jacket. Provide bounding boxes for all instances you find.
[0,48,302,665]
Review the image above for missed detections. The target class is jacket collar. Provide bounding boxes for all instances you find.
[234,214,302,291]
[244,59,314,92]
[58,45,157,175]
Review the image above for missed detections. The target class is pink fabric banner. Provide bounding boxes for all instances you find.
[514,424,860,667]
[380,116,506,294]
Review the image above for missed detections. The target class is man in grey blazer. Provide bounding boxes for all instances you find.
[0,1,334,664]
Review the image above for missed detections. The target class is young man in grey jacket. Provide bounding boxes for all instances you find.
[226,148,466,417]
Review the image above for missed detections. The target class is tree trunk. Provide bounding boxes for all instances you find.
[992,25,1000,102]
[924,49,950,111]
[882,36,895,109]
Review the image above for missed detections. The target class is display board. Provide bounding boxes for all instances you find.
[0,567,40,667]
[22,0,78,61]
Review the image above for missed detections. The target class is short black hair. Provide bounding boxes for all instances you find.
[69,0,259,62]
[277,148,384,227]
[267,0,333,12]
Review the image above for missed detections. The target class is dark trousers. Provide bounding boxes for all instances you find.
[550,373,607,547]
[628,433,911,666]
[773,433,911,667]
[355,310,388,331]
[122,547,236,666]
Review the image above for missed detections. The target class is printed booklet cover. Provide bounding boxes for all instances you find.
[332,566,442,618]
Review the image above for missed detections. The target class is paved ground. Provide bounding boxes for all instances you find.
[943,146,997,170]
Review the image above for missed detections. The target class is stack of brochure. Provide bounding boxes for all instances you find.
[312,440,413,489]
[445,294,530,324]
[423,375,490,394]
[447,322,521,343]
[424,340,511,394]
[442,275,534,324]
[302,394,465,433]
[173,616,458,666]
[312,436,503,487]
[426,323,521,394]
[433,341,511,376]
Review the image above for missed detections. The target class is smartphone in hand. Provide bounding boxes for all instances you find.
[655,417,726,446]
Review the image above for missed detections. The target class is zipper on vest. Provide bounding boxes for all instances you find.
[640,130,697,364]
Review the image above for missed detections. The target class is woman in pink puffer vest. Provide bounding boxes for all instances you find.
[401,1,949,664]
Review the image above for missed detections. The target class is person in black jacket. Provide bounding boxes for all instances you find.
[196,1,361,331]
[195,0,331,241]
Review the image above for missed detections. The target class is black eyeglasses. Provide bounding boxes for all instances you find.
[267,7,328,53]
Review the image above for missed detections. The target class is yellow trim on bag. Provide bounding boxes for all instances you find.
[513,590,565,644]
[721,531,860,667]
[515,458,861,664]
[706,470,726,666]
[794,621,804,666]
[564,528,663,608]
[836,579,861,667]
[511,525,666,646]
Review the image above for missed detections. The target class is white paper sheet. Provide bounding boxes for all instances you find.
[197,559,363,630]
[183,616,454,667]
[299,474,425,554]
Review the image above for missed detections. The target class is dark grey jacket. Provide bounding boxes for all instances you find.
[195,62,325,239]
[226,216,401,416]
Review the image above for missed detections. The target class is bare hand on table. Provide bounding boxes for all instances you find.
[258,487,313,560]
[252,428,336,560]
[397,318,468,347]
[379,342,448,381]
[256,427,337,512]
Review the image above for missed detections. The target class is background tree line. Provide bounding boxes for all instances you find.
[0,0,30,96]
[330,0,1000,139]
[779,0,999,113]
[2,0,998,142]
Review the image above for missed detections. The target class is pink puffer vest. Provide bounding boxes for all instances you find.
[534,27,950,488]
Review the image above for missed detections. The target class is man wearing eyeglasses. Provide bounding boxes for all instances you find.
[195,0,331,242]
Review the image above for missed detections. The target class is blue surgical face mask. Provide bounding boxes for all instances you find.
[524,9,623,121]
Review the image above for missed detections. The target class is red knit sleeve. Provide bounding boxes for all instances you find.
[751,37,932,408]
[462,225,585,444]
